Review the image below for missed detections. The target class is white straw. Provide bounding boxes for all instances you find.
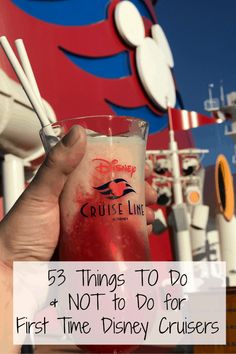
[0,36,55,136]
[15,38,46,114]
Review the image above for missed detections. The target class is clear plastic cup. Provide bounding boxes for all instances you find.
[40,115,150,262]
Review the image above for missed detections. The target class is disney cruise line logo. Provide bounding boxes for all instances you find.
[94,178,136,199]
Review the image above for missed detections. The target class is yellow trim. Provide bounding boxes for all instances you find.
[215,154,234,221]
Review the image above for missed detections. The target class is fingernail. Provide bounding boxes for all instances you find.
[61,126,80,147]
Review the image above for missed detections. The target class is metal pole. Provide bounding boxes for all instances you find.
[220,80,225,107]
[208,83,214,109]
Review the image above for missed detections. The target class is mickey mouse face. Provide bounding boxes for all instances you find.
[114,0,176,110]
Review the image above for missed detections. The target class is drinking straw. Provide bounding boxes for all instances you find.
[0,36,56,137]
[15,38,46,114]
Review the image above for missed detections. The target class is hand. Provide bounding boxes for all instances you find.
[0,126,86,353]
[0,126,156,353]
[0,126,156,266]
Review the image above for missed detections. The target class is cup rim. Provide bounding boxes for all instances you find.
[40,115,149,131]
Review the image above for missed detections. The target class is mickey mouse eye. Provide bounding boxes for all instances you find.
[114,1,145,47]
[151,24,174,68]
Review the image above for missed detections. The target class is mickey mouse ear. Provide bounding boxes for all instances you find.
[114,1,145,47]
[136,37,176,110]
[151,24,174,68]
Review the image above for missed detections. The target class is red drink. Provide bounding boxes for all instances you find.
[59,135,150,262]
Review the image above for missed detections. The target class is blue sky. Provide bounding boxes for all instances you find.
[155,0,236,115]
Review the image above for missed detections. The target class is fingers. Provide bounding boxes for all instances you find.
[147,224,153,235]
[145,166,156,234]
[26,126,87,203]
[145,161,152,179]
[145,161,155,235]
[146,206,154,225]
[145,181,157,206]
[145,161,157,207]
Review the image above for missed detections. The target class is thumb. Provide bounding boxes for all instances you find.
[25,125,87,203]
